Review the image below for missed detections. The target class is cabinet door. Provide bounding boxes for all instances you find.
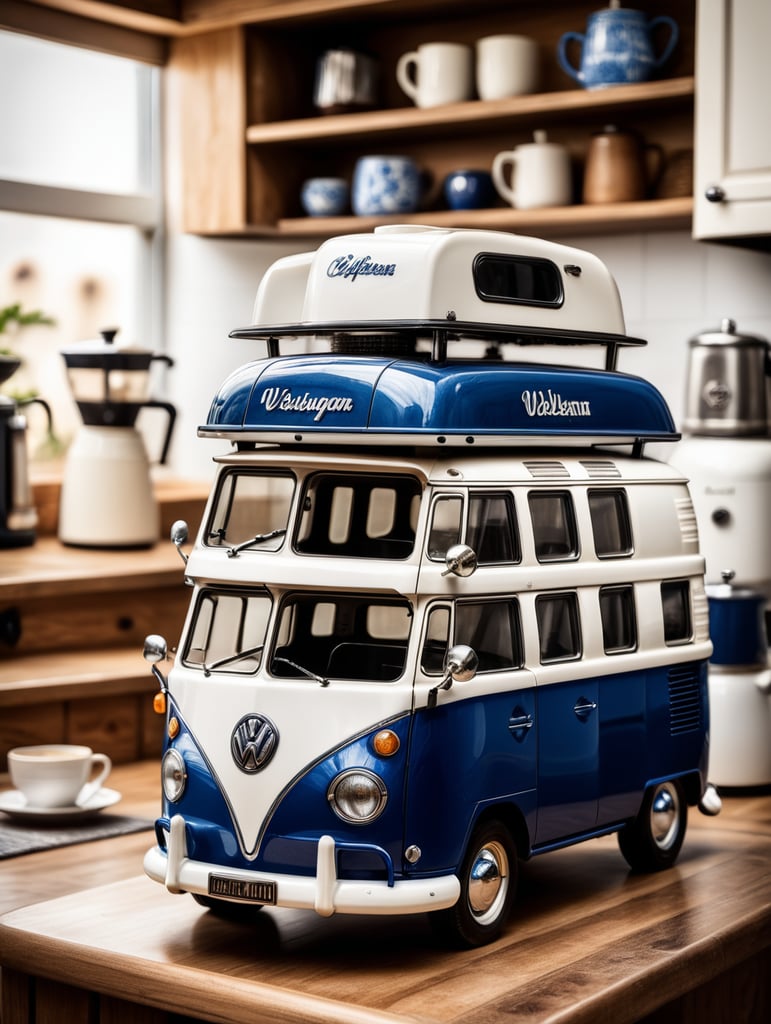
[693,0,771,241]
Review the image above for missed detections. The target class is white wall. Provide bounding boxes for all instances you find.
[164,227,771,481]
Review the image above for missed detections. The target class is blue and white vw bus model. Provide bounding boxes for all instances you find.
[143,226,720,947]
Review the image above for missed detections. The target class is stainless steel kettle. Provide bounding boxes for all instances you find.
[683,318,771,436]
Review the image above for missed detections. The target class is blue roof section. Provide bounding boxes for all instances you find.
[202,356,677,443]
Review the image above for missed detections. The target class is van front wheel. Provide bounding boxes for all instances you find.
[429,819,517,947]
[618,779,687,872]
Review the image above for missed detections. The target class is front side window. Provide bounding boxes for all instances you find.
[206,471,294,551]
[428,491,520,564]
[589,489,633,558]
[272,593,412,682]
[661,580,692,645]
[184,589,272,675]
[536,592,582,663]
[296,473,420,558]
[529,491,579,562]
[421,599,523,674]
[600,586,637,654]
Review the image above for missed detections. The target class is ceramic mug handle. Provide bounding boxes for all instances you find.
[77,752,112,806]
[396,51,420,103]
[647,16,679,69]
[556,31,585,83]
[491,151,519,207]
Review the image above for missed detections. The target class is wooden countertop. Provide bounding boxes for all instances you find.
[0,536,186,601]
[1,762,770,1024]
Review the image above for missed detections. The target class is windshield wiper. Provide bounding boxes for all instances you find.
[227,529,286,558]
[203,644,265,677]
[272,656,329,687]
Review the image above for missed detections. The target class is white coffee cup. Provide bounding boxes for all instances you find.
[476,35,540,100]
[492,130,572,210]
[8,744,112,809]
[396,42,474,108]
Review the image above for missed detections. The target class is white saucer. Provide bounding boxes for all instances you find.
[0,787,121,823]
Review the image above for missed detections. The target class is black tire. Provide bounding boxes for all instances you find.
[618,779,687,872]
[192,893,264,920]
[429,819,518,948]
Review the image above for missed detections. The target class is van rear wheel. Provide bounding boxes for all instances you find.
[618,779,687,872]
[429,819,517,947]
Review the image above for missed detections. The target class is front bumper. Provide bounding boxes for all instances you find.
[144,814,460,917]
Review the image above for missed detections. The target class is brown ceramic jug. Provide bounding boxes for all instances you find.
[583,125,663,204]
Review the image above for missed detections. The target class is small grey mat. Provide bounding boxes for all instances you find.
[0,815,153,860]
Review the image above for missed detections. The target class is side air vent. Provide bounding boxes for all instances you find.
[668,665,702,735]
[675,496,700,549]
[579,459,621,479]
[524,460,570,479]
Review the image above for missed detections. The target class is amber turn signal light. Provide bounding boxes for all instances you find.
[373,729,400,756]
[153,691,166,715]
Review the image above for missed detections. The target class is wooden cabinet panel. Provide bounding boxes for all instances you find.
[171,0,697,238]
[693,0,771,244]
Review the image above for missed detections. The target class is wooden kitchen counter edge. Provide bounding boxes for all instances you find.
[0,536,186,600]
[0,764,769,1024]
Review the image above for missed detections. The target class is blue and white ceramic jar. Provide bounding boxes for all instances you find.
[351,156,421,216]
[300,177,349,217]
[557,3,679,89]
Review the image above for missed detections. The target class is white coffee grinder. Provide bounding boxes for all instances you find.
[669,318,771,786]
[58,328,175,548]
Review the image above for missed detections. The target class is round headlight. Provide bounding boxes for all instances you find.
[162,748,187,803]
[328,769,387,824]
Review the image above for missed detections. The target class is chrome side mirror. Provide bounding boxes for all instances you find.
[170,519,189,565]
[428,644,478,708]
[442,544,477,578]
[144,633,169,690]
[445,643,479,683]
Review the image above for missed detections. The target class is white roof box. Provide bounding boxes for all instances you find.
[249,225,626,337]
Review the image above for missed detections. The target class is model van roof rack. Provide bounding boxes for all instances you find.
[228,320,646,373]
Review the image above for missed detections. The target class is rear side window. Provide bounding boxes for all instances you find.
[600,586,637,653]
[589,489,633,558]
[661,580,692,644]
[536,592,582,663]
[529,491,579,562]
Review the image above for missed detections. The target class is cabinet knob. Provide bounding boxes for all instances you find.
[705,184,726,203]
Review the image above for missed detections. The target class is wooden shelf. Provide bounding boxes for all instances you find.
[272,196,694,239]
[247,77,695,147]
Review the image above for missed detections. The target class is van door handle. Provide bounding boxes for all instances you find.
[508,712,533,736]
[573,698,597,721]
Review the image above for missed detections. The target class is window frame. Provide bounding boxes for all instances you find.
[0,23,165,355]
[599,584,638,655]
[588,488,634,559]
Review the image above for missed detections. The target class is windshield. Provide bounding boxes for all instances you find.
[295,473,421,559]
[271,593,412,682]
[183,589,272,675]
[206,471,294,551]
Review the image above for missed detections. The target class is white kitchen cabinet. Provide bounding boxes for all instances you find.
[693,0,771,244]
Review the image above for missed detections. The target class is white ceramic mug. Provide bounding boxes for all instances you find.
[396,42,474,108]
[8,744,112,808]
[476,35,540,100]
[492,131,572,210]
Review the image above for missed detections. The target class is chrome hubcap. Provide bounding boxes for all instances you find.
[651,784,680,850]
[468,841,509,922]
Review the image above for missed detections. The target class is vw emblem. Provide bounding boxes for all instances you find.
[231,714,279,773]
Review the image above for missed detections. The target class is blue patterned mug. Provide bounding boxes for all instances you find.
[557,4,679,89]
[352,156,421,216]
[301,177,349,216]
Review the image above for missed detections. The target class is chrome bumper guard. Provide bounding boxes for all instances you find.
[144,814,460,917]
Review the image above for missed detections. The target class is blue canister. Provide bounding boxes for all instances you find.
[557,3,679,89]
[706,572,768,668]
[352,155,421,216]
